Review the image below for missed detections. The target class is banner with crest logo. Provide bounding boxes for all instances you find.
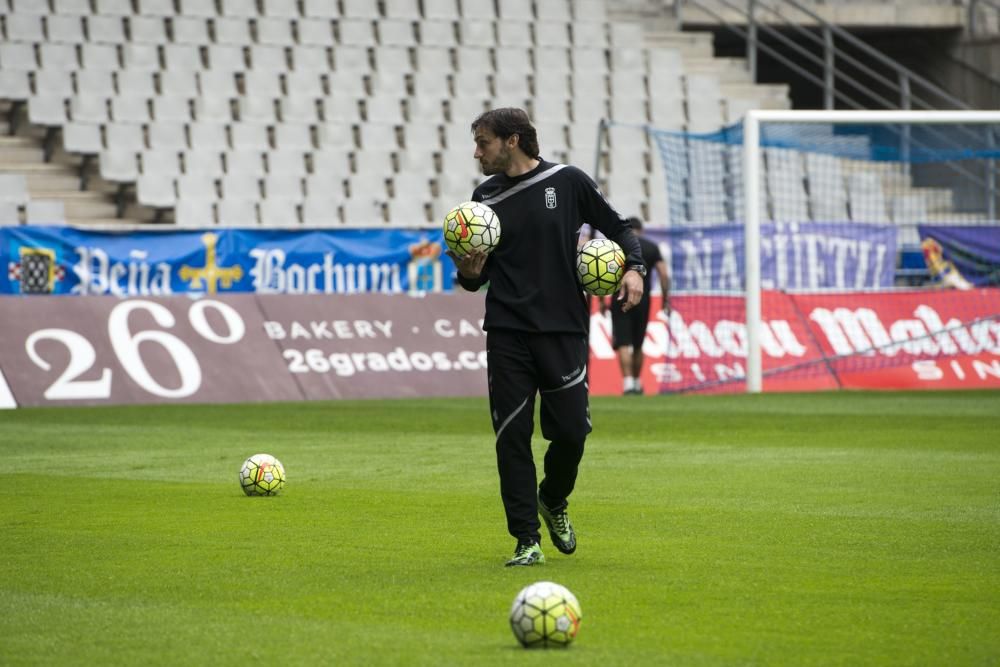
[0,226,453,296]
[917,225,1000,289]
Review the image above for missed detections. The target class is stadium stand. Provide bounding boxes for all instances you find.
[0,0,985,231]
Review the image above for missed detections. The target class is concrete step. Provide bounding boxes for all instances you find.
[646,31,714,58]
[720,81,791,101]
[0,138,44,163]
[685,57,754,83]
[678,0,963,28]
[55,192,119,219]
[65,218,139,229]
[2,164,83,192]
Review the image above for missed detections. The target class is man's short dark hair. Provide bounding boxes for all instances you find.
[471,108,540,159]
[627,216,644,231]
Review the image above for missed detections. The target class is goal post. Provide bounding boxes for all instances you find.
[742,109,1000,393]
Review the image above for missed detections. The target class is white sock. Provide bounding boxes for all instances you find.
[623,376,636,392]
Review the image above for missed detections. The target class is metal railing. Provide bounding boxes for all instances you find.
[676,0,972,111]
[969,0,1000,35]
[670,0,999,219]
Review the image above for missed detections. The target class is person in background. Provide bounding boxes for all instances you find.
[608,216,671,395]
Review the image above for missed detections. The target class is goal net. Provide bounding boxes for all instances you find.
[612,110,1000,393]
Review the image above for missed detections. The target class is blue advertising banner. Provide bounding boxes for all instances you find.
[917,225,1000,288]
[1,226,453,296]
[644,222,897,291]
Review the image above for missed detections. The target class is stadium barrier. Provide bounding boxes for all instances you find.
[0,293,489,408]
[588,291,1000,394]
[2,287,998,409]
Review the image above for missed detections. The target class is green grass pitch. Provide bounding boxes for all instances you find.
[1,391,998,666]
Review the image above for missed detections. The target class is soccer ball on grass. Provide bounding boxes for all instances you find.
[509,581,582,648]
[442,201,501,257]
[577,238,625,296]
[239,453,285,496]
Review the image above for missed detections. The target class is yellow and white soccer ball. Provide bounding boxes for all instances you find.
[239,453,286,496]
[442,201,501,257]
[509,581,582,648]
[577,238,625,296]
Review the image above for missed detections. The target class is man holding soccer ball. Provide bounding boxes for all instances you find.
[448,107,645,567]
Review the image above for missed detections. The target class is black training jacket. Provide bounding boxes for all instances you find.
[457,159,643,335]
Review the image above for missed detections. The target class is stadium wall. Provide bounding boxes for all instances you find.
[2,288,999,409]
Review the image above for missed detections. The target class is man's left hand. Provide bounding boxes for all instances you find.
[617,270,644,312]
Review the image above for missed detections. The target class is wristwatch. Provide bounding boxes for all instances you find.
[626,264,647,278]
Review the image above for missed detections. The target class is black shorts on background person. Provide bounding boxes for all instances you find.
[608,217,671,395]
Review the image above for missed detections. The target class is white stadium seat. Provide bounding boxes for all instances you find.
[423,0,459,20]
[137,174,178,207]
[0,71,31,100]
[258,18,296,46]
[316,123,355,150]
[28,95,70,126]
[284,71,326,97]
[268,149,309,176]
[215,17,253,45]
[71,95,110,123]
[182,149,226,176]
[418,20,456,45]
[63,121,104,154]
[296,19,336,46]
[385,0,421,20]
[141,149,183,177]
[301,195,343,225]
[273,123,314,150]
[105,123,146,152]
[176,173,218,201]
[263,172,305,201]
[172,17,211,44]
[38,43,79,70]
[216,198,259,225]
[280,97,321,124]
[258,197,301,226]
[157,71,198,98]
[303,0,343,19]
[0,43,37,70]
[147,122,189,150]
[129,16,169,44]
[6,14,46,42]
[175,199,215,226]
[110,96,151,123]
[221,0,260,19]
[337,19,378,46]
[34,70,75,97]
[53,0,93,16]
[87,15,128,43]
[0,175,30,205]
[46,15,87,44]
[0,202,20,226]
[188,122,230,150]
[230,121,271,149]
[26,200,68,225]
[262,0,301,19]
[138,0,177,16]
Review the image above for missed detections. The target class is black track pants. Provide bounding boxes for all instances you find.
[487,329,592,544]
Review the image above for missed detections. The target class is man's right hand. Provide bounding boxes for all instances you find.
[446,249,488,279]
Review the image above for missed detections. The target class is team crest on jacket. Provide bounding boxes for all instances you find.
[545,187,557,209]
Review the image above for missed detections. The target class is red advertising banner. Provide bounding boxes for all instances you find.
[586,289,1000,394]
[790,288,1000,390]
